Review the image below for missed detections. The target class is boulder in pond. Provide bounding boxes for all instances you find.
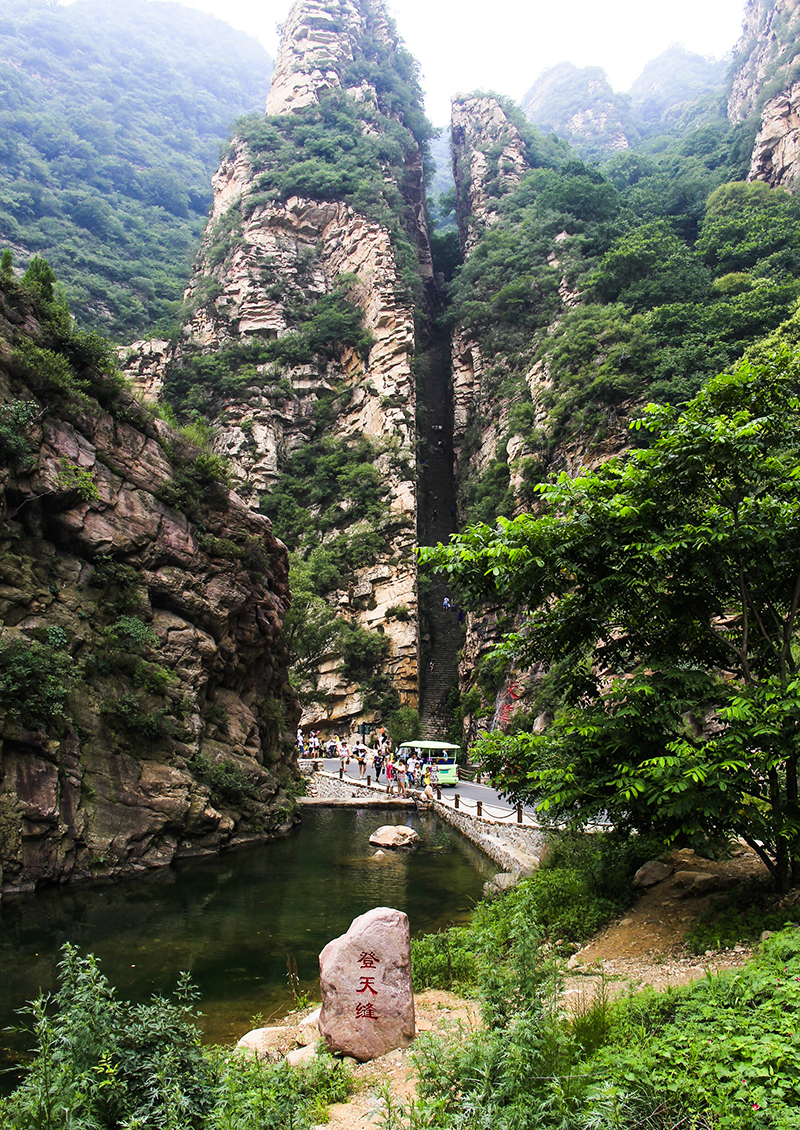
[319,906,415,1062]
[368,825,420,850]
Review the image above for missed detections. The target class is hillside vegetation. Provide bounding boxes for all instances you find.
[0,0,272,338]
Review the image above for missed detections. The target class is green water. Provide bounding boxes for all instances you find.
[0,807,492,1091]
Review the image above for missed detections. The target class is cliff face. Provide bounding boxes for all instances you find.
[124,0,430,731]
[266,0,393,116]
[446,96,630,740]
[449,95,530,492]
[728,0,800,125]
[728,0,800,192]
[748,81,800,190]
[0,276,299,898]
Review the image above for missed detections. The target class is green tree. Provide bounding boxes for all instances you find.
[283,556,343,706]
[422,347,800,890]
[590,219,711,311]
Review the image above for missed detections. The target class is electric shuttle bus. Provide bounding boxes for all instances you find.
[397,740,460,786]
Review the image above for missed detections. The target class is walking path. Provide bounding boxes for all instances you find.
[318,758,541,826]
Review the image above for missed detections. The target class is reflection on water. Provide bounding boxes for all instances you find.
[0,808,491,1089]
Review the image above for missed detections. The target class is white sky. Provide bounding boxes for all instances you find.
[59,0,747,125]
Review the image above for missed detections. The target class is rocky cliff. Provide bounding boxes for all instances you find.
[727,0,800,192]
[729,0,800,124]
[0,270,300,899]
[124,0,432,733]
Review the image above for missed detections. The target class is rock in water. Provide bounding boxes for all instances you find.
[368,825,420,850]
[319,907,415,1061]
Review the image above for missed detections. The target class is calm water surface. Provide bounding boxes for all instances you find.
[0,808,492,1088]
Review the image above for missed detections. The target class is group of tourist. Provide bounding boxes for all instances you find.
[295,725,440,797]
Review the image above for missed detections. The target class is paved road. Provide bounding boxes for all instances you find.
[318,758,538,822]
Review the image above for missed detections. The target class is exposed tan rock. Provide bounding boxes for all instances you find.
[368,825,419,850]
[236,1026,295,1060]
[634,861,674,887]
[122,0,434,735]
[729,0,800,125]
[451,94,527,256]
[748,81,800,191]
[266,0,394,117]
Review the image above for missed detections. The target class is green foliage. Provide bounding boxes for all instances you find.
[102,691,174,741]
[0,399,37,465]
[387,705,420,746]
[412,831,654,995]
[589,219,712,311]
[423,346,800,890]
[261,433,389,554]
[340,624,390,681]
[585,931,800,1128]
[460,453,516,526]
[157,445,230,521]
[0,0,273,336]
[0,944,350,1129]
[190,750,256,806]
[163,280,373,424]
[685,879,800,954]
[410,862,800,1130]
[0,634,73,728]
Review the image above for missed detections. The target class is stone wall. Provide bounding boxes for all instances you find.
[297,770,545,871]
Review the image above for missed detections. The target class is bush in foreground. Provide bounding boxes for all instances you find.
[0,945,350,1130]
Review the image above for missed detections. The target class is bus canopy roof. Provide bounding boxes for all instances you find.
[397,740,461,751]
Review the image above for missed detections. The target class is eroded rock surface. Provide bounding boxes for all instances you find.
[368,825,419,850]
[0,283,299,899]
[122,0,431,732]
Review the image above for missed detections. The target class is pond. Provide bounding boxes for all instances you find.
[0,806,492,1091]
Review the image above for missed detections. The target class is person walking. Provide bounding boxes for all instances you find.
[373,749,384,781]
[385,754,395,796]
[356,742,367,778]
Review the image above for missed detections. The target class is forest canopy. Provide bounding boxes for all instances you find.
[0,0,272,337]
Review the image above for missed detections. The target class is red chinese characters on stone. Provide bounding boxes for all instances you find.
[355,952,381,1018]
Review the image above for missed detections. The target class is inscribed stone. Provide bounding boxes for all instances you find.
[319,906,415,1061]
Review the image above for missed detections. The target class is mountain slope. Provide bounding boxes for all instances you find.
[0,0,273,337]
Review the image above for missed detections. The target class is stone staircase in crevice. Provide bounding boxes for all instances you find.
[415,334,464,739]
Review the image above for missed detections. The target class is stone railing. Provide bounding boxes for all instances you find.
[297,769,546,874]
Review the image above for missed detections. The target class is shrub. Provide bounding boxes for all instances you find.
[0,635,73,728]
[0,944,352,1129]
[340,624,390,680]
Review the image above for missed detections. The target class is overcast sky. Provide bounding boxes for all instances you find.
[61,0,747,124]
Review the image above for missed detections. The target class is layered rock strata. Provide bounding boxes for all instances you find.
[728,0,800,125]
[124,0,429,731]
[451,94,527,257]
[265,0,393,117]
[748,81,800,191]
[0,286,299,899]
[728,0,800,192]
